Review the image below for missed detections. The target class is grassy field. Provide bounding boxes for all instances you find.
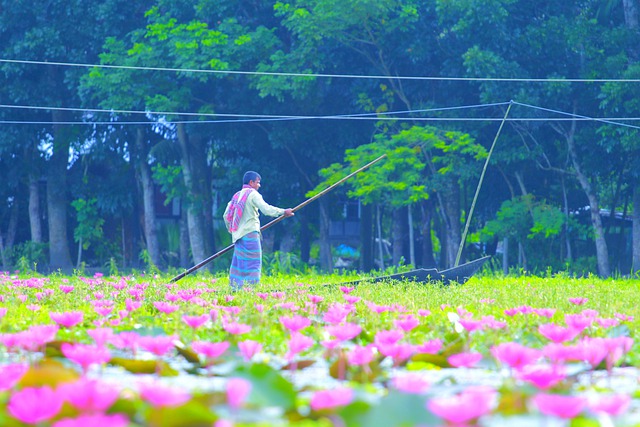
[0,270,638,426]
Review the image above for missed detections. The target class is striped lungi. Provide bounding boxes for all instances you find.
[229,231,262,290]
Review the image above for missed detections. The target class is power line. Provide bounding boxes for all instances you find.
[2,58,640,83]
[2,100,640,131]
[0,101,510,120]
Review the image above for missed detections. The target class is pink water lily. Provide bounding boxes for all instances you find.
[415,338,443,355]
[310,387,354,411]
[427,386,496,424]
[8,386,64,424]
[0,363,29,391]
[517,364,567,389]
[223,322,252,335]
[286,332,315,360]
[226,377,252,409]
[138,335,176,357]
[279,315,312,333]
[538,323,581,343]
[57,378,120,413]
[447,352,483,368]
[191,340,230,361]
[61,343,111,372]
[532,393,586,418]
[588,393,631,416]
[491,342,541,369]
[182,313,209,329]
[392,373,430,394]
[326,322,362,342]
[50,311,84,328]
[138,380,191,407]
[52,413,129,427]
[238,340,262,361]
[348,344,374,366]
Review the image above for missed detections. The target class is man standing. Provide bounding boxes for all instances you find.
[223,171,294,290]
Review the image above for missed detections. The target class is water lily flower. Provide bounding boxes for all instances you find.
[138,335,176,357]
[238,340,262,361]
[532,393,586,418]
[0,363,29,391]
[415,339,443,354]
[223,322,252,335]
[374,329,404,347]
[588,393,631,416]
[326,323,362,342]
[308,294,324,303]
[52,413,129,427]
[348,344,374,366]
[533,308,556,318]
[491,342,541,370]
[427,386,496,424]
[8,386,64,424]
[394,315,420,332]
[226,378,252,409]
[310,387,354,411]
[138,380,190,407]
[392,373,430,394]
[61,343,111,372]
[191,340,230,361]
[543,343,584,364]
[57,378,120,413]
[517,364,567,389]
[447,352,483,368]
[538,323,581,343]
[50,311,83,328]
[322,303,352,324]
[182,313,209,329]
[286,333,315,360]
[279,315,312,333]
[565,314,593,332]
[153,302,179,314]
[87,327,114,347]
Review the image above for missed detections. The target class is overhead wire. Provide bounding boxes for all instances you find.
[3,58,640,83]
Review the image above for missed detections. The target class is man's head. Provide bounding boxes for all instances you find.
[243,171,261,189]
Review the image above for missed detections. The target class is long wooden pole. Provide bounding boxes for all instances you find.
[169,153,387,283]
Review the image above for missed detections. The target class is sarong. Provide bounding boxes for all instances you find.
[229,231,262,290]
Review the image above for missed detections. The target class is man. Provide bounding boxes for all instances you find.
[223,171,294,290]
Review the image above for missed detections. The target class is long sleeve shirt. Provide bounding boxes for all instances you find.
[223,190,285,243]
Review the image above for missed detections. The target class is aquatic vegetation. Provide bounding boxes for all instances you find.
[0,271,638,426]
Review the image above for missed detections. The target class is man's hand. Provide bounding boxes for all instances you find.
[284,208,295,217]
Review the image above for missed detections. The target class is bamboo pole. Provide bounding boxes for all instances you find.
[169,153,387,283]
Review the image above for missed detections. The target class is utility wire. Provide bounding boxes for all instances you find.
[2,101,640,129]
[2,58,640,83]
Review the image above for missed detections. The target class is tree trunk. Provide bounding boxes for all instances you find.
[47,110,73,270]
[392,208,404,265]
[176,122,207,265]
[408,206,415,266]
[442,179,462,268]
[135,127,161,267]
[318,198,333,272]
[420,200,437,268]
[179,206,190,268]
[566,129,611,277]
[633,183,640,273]
[28,174,42,243]
[502,237,509,275]
[376,204,385,270]
[360,203,374,272]
[561,176,573,262]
